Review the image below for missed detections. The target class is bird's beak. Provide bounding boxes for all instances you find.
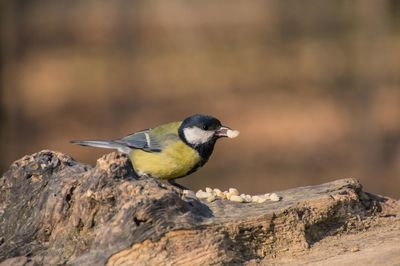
[215,126,240,138]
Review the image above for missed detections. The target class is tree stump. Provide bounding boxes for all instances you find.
[0,150,399,265]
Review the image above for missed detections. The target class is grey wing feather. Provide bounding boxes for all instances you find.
[70,140,132,154]
[115,129,162,152]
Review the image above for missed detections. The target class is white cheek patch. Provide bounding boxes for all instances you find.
[183,127,214,146]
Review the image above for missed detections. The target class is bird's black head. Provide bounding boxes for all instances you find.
[178,114,239,161]
[181,114,222,133]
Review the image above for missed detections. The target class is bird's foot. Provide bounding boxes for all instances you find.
[167,179,189,190]
[139,173,152,179]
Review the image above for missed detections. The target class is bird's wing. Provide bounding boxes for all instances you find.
[115,129,162,152]
[115,122,182,152]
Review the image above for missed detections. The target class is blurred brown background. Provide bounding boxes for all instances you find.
[1,1,400,197]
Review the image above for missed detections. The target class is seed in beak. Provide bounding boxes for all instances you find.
[226,129,239,138]
[217,126,240,138]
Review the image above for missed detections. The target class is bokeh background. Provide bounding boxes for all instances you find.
[1,1,400,197]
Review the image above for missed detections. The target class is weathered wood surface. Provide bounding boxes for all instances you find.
[0,150,398,265]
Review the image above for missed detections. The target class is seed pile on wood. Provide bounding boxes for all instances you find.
[185,187,282,203]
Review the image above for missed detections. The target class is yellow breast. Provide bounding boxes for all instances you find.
[130,141,201,180]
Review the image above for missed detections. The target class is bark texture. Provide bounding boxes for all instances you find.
[0,150,399,265]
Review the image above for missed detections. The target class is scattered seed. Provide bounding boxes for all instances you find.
[270,193,281,202]
[213,188,222,194]
[228,188,239,196]
[196,190,211,199]
[196,187,283,203]
[241,194,252,203]
[230,195,244,202]
[207,195,216,202]
[205,187,213,193]
[252,195,267,203]
[217,191,227,199]
[252,195,260,202]
[213,188,224,198]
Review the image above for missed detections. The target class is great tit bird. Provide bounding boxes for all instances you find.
[71,114,239,189]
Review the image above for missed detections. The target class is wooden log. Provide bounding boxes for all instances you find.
[0,150,398,265]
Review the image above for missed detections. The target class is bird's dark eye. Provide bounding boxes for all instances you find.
[203,125,209,130]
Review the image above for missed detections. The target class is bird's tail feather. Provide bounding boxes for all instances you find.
[70,140,131,154]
